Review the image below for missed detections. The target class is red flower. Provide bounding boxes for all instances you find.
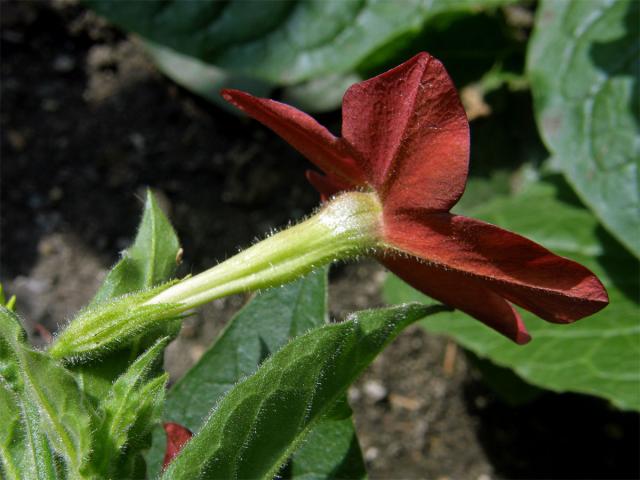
[162,422,193,469]
[221,52,608,344]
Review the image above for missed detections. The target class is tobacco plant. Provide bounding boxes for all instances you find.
[0,53,607,479]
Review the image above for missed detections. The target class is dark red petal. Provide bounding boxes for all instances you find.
[162,422,193,469]
[221,89,365,185]
[342,52,469,212]
[383,212,609,323]
[381,254,530,344]
[305,170,351,200]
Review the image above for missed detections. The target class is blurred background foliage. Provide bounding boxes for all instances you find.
[82,0,639,412]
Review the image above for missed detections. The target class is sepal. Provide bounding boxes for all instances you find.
[49,283,181,362]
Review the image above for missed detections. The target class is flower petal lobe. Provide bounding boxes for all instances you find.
[342,52,469,212]
[384,212,609,323]
[221,89,364,185]
[382,254,531,344]
[162,422,193,469]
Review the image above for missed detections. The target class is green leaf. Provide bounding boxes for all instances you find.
[162,303,444,479]
[0,307,95,477]
[86,0,513,86]
[91,190,181,305]
[0,380,23,480]
[527,0,640,257]
[68,190,180,400]
[14,400,59,480]
[0,319,58,480]
[0,307,27,393]
[0,284,16,311]
[93,337,169,477]
[165,268,328,428]
[359,7,524,89]
[148,268,365,479]
[143,39,273,112]
[287,398,366,480]
[281,72,363,113]
[384,180,640,410]
[108,375,168,479]
[0,310,59,480]
[19,350,95,476]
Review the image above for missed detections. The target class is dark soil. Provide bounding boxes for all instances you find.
[1,2,638,479]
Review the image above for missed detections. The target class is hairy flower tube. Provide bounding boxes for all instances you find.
[50,193,382,359]
[146,192,382,309]
[218,52,608,344]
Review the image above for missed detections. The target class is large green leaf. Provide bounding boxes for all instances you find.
[286,398,365,480]
[86,0,512,86]
[162,303,442,479]
[143,39,273,112]
[163,268,329,428]
[385,181,640,410]
[527,0,640,257]
[148,268,365,479]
